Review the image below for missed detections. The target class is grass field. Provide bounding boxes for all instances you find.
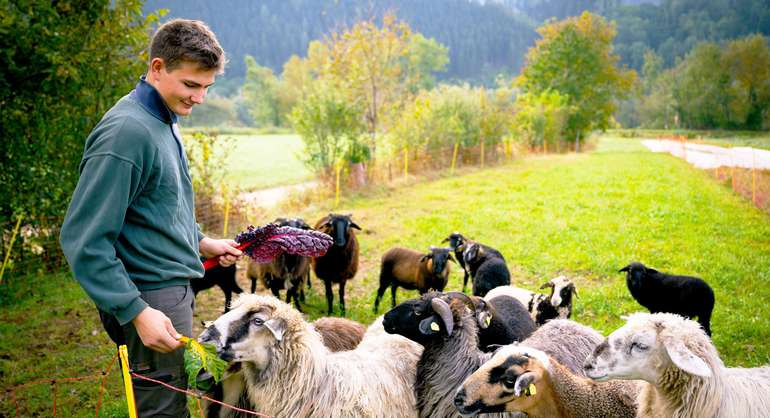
[2,135,769,416]
[224,134,313,190]
[610,128,770,150]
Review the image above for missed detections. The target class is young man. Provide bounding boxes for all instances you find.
[60,19,240,416]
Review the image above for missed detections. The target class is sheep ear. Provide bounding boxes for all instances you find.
[447,254,456,263]
[539,281,554,290]
[441,237,450,243]
[264,318,286,342]
[619,265,631,273]
[418,315,443,336]
[664,340,711,377]
[349,221,361,230]
[513,372,537,397]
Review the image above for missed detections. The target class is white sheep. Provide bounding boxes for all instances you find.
[584,312,770,418]
[455,345,640,418]
[198,294,422,417]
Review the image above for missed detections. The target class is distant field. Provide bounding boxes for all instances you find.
[609,128,770,150]
[225,134,313,190]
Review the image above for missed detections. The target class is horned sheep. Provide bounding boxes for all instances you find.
[455,345,640,418]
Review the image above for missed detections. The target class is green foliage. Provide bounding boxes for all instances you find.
[0,0,162,225]
[242,55,283,127]
[181,337,227,391]
[639,35,770,130]
[519,12,637,147]
[511,90,570,150]
[404,33,450,92]
[183,97,239,127]
[290,86,365,175]
[183,132,235,198]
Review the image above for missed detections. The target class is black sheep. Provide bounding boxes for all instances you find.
[191,261,243,314]
[620,261,715,335]
[373,246,455,313]
[383,291,535,351]
[463,242,510,297]
[312,213,360,316]
[442,232,471,292]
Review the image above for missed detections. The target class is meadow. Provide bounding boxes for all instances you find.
[219,133,313,190]
[2,135,769,416]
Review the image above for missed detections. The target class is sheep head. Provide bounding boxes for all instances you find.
[383,292,491,345]
[454,345,550,416]
[425,246,455,276]
[198,294,299,371]
[540,275,577,308]
[584,312,714,384]
[442,232,467,251]
[315,213,361,247]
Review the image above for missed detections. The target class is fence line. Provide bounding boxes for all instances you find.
[3,348,273,417]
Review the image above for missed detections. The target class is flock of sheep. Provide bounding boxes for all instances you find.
[192,213,769,418]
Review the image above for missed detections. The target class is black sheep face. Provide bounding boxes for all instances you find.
[426,247,455,275]
[383,293,451,345]
[443,232,466,252]
[620,262,648,289]
[320,213,361,247]
[463,243,481,265]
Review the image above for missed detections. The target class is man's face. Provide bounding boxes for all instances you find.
[148,58,217,116]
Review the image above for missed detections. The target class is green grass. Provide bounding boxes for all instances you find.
[3,135,769,415]
[225,134,313,190]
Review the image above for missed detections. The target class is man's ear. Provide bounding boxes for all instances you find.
[265,318,287,342]
[664,339,711,377]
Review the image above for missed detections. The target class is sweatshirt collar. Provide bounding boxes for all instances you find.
[130,75,178,125]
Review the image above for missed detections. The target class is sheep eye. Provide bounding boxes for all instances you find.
[631,342,648,351]
[252,317,265,326]
[503,376,517,388]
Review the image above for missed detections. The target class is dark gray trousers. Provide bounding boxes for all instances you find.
[100,284,194,418]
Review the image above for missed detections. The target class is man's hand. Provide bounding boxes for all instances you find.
[132,307,184,353]
[199,237,243,267]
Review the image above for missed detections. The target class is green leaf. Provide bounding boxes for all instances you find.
[181,336,228,391]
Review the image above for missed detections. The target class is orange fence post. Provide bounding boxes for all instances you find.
[119,345,138,418]
[450,142,459,175]
[403,146,409,179]
[480,139,485,168]
[0,215,23,285]
[752,148,757,205]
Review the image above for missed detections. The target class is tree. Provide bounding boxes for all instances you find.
[241,55,282,127]
[722,34,770,129]
[1,0,161,224]
[403,33,450,92]
[518,12,637,149]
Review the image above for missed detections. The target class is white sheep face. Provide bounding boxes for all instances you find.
[584,312,712,384]
[197,296,286,368]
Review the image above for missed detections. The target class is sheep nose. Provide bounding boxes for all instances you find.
[454,388,467,407]
[583,360,594,371]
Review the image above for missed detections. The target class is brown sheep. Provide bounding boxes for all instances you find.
[312,213,360,316]
[374,246,455,313]
[310,317,367,352]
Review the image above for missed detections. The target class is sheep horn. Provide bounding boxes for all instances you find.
[430,297,454,336]
[443,291,475,309]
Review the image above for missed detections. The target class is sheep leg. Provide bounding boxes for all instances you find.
[223,290,232,314]
[374,282,390,313]
[250,278,257,293]
[390,284,398,309]
[463,270,469,292]
[324,280,334,315]
[287,286,303,313]
[339,280,347,317]
[698,310,712,336]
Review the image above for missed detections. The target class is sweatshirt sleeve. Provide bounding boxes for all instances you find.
[60,151,149,325]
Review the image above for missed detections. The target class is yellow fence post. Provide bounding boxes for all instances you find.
[404,146,409,179]
[0,216,23,286]
[222,193,230,238]
[335,162,342,209]
[119,345,138,418]
[450,142,459,175]
[752,148,757,205]
[480,139,485,168]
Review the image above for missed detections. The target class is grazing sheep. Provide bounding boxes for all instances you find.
[310,316,366,352]
[455,345,640,418]
[313,213,360,316]
[464,242,510,297]
[584,312,770,418]
[485,276,577,326]
[620,262,714,335]
[443,232,471,291]
[246,217,313,311]
[383,293,597,418]
[198,294,421,417]
[191,262,243,314]
[373,246,455,313]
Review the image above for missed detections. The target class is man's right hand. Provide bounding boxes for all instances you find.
[131,307,184,353]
